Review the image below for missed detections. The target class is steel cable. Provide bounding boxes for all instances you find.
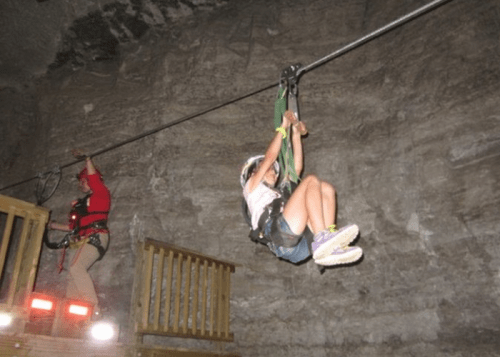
[297,0,453,76]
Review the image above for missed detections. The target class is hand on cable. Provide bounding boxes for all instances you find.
[293,121,307,136]
[281,111,291,129]
[284,110,308,135]
[71,148,88,160]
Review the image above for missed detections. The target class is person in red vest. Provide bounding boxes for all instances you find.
[49,150,110,314]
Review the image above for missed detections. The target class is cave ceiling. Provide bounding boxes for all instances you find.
[0,0,229,89]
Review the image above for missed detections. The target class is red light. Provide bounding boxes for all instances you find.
[68,304,89,316]
[26,294,57,335]
[63,300,93,320]
[31,298,53,311]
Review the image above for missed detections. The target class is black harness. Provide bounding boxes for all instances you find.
[70,195,109,233]
[71,195,109,260]
[244,196,282,245]
[243,181,313,249]
[45,195,109,260]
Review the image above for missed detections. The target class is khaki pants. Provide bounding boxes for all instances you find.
[66,233,109,306]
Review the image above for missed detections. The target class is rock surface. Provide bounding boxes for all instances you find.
[0,0,499,356]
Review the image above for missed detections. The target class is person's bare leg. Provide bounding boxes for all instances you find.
[283,175,326,235]
[320,181,336,228]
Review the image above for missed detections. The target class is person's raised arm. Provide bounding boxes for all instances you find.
[283,110,306,177]
[291,120,306,176]
[71,149,96,175]
[247,115,291,192]
[84,156,96,175]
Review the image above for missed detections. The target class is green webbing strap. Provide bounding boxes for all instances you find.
[274,87,299,186]
[274,86,287,175]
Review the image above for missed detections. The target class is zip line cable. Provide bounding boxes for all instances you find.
[62,81,278,170]
[297,0,453,76]
[0,82,278,193]
[0,0,453,193]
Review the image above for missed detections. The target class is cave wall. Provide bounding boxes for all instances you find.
[0,0,227,89]
[1,0,500,356]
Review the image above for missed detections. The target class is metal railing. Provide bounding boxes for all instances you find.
[0,194,50,307]
[132,239,236,342]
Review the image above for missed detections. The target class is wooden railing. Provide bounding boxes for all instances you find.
[132,238,236,343]
[0,194,50,307]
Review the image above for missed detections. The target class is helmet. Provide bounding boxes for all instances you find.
[77,167,103,182]
[240,155,280,188]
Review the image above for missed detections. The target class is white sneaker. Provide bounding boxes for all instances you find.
[311,224,359,260]
[314,246,363,266]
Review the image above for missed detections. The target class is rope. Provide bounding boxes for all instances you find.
[0,0,454,193]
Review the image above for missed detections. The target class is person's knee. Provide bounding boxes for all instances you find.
[321,182,336,200]
[303,174,320,186]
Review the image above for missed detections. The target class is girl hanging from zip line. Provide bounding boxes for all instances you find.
[240,111,363,266]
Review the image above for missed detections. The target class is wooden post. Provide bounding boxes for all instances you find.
[192,257,200,335]
[163,249,174,332]
[223,265,231,338]
[182,255,192,334]
[7,212,32,306]
[209,262,217,337]
[141,245,155,329]
[217,264,224,337]
[25,215,49,299]
[0,207,15,283]
[201,260,208,336]
[173,253,183,333]
[153,247,165,331]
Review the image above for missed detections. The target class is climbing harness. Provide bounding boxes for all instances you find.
[87,233,108,260]
[45,229,108,273]
[44,193,109,272]
[0,0,454,196]
[242,179,314,254]
[45,227,109,273]
[65,194,109,233]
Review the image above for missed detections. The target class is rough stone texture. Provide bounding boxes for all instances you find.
[1,0,500,356]
[0,0,227,89]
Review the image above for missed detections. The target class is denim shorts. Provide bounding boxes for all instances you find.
[264,214,311,264]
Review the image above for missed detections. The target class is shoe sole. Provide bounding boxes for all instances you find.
[315,247,363,266]
[312,225,359,260]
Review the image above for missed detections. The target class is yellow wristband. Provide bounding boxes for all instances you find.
[276,127,287,138]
